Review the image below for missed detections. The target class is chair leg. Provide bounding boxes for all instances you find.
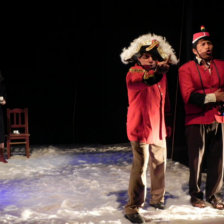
[26,140,30,158]
[7,140,10,159]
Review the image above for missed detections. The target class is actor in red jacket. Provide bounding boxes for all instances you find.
[178,26,224,210]
[121,33,178,223]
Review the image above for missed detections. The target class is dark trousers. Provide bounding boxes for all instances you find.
[186,122,224,201]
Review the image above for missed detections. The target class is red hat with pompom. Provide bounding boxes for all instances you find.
[192,25,210,44]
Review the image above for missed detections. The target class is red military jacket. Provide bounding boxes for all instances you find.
[178,59,224,125]
[126,64,168,144]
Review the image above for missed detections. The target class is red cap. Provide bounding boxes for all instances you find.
[192,25,210,44]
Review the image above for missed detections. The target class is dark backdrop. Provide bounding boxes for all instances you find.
[0,1,224,157]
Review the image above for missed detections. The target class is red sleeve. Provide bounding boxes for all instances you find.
[126,71,147,90]
[178,64,194,104]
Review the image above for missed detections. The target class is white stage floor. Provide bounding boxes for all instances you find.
[0,143,224,224]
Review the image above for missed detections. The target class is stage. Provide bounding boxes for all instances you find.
[0,143,224,224]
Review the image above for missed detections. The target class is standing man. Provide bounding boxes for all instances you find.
[120,33,178,223]
[178,26,224,209]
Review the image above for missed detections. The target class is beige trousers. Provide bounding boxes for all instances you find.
[125,140,167,214]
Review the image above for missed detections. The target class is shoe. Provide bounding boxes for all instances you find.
[0,156,8,163]
[150,202,165,210]
[124,213,145,223]
[207,195,224,210]
[0,148,7,163]
[191,197,206,208]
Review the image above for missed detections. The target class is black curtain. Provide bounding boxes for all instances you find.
[0,0,224,149]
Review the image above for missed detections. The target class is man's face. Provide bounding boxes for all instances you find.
[193,39,213,60]
[137,53,157,68]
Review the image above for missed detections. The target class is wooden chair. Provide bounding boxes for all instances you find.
[6,108,30,158]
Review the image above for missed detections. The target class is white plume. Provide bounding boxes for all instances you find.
[120,33,178,65]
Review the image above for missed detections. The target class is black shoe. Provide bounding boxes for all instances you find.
[150,202,165,210]
[124,213,145,223]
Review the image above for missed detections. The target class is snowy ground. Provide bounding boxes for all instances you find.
[0,143,224,224]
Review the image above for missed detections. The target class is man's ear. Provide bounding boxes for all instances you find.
[192,48,197,56]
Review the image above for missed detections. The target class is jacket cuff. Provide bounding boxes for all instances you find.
[143,71,163,86]
[189,92,206,106]
[204,93,216,104]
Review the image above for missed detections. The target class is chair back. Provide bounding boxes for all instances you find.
[7,108,29,134]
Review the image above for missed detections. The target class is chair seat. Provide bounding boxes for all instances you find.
[8,133,30,137]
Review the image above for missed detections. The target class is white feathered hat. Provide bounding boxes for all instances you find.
[120,33,178,65]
